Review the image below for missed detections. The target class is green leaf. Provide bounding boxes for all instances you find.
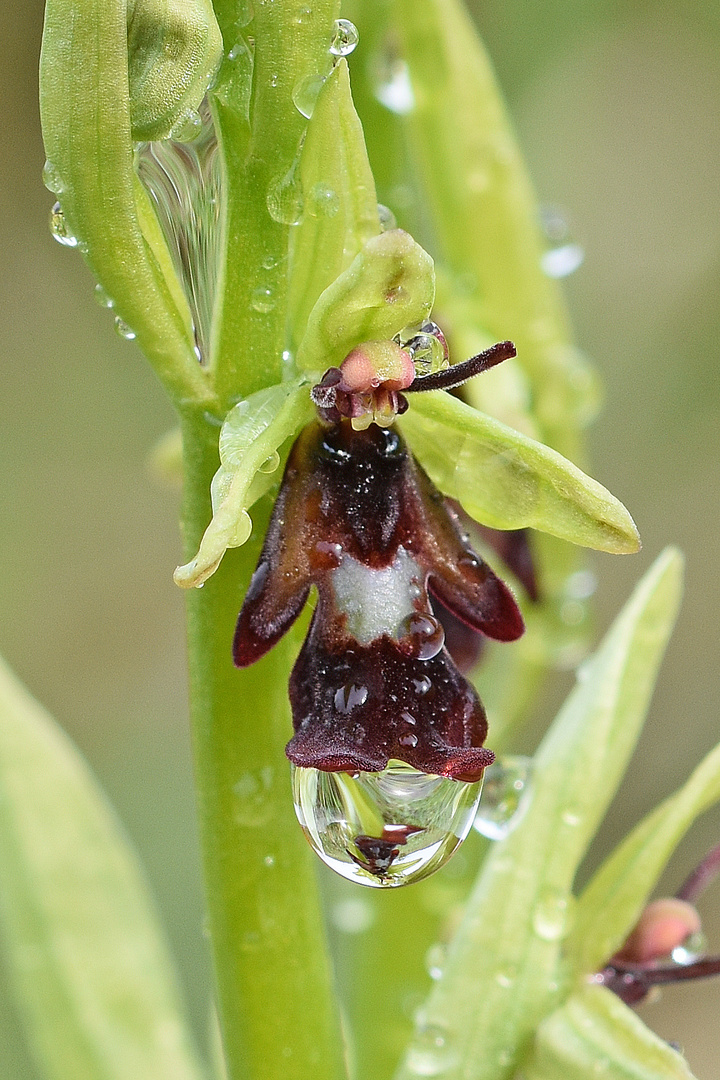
[295,229,434,372]
[571,736,720,979]
[0,656,205,1080]
[39,0,218,405]
[523,985,696,1080]
[288,59,381,351]
[400,390,640,553]
[392,0,597,458]
[174,380,314,587]
[395,549,682,1080]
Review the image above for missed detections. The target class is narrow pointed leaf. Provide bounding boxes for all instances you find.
[523,985,696,1080]
[288,59,381,350]
[40,0,219,404]
[400,390,639,553]
[174,380,314,588]
[0,656,205,1080]
[571,737,720,979]
[295,229,434,372]
[392,0,597,458]
[395,549,682,1080]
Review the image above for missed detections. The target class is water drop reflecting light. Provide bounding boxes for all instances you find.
[292,761,482,887]
[329,18,359,57]
[473,755,533,840]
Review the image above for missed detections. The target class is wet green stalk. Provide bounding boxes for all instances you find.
[181,412,345,1080]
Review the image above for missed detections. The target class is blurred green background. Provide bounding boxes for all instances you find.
[1,1,719,1076]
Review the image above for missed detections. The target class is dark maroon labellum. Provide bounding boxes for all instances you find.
[234,418,524,781]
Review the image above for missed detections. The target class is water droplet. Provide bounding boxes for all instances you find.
[292,761,482,887]
[93,283,114,309]
[42,160,64,195]
[292,72,326,118]
[262,254,279,271]
[251,284,276,313]
[377,203,397,231]
[263,854,276,867]
[308,182,339,218]
[373,57,415,115]
[169,108,203,142]
[425,943,446,980]
[406,332,448,377]
[333,683,369,714]
[294,4,312,25]
[541,242,584,278]
[398,613,445,660]
[233,766,275,827]
[329,18,359,57]
[258,449,280,473]
[494,964,518,988]
[406,1021,458,1076]
[672,930,707,965]
[114,316,136,340]
[49,202,78,247]
[564,570,598,601]
[532,889,574,942]
[234,0,254,27]
[473,756,533,840]
[331,897,375,934]
[267,163,304,225]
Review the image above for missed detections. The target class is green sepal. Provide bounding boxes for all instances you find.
[523,985,696,1080]
[570,735,720,980]
[127,0,223,141]
[0,656,205,1080]
[395,549,682,1080]
[400,390,640,554]
[295,229,434,372]
[288,59,381,351]
[39,0,217,406]
[174,380,315,588]
[391,0,597,458]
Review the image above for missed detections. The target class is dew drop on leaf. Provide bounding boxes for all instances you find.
[292,761,482,887]
[292,72,326,118]
[329,18,359,57]
[42,159,64,195]
[532,889,574,942]
[473,755,533,840]
[406,1020,459,1076]
[49,202,78,247]
[114,316,136,340]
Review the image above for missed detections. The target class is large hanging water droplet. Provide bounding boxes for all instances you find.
[473,755,533,841]
[49,202,78,247]
[292,761,482,887]
[329,18,359,57]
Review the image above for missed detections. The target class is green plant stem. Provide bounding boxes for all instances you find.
[181,411,346,1080]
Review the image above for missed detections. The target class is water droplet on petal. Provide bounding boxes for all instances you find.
[251,284,276,313]
[49,202,78,247]
[42,160,64,195]
[377,203,397,231]
[406,1021,458,1076]
[474,755,533,840]
[292,72,326,118]
[114,316,136,340]
[373,57,415,115]
[532,889,574,942]
[169,108,203,142]
[398,613,445,660]
[258,449,281,474]
[329,18,359,57]
[292,761,482,887]
[93,283,115,309]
